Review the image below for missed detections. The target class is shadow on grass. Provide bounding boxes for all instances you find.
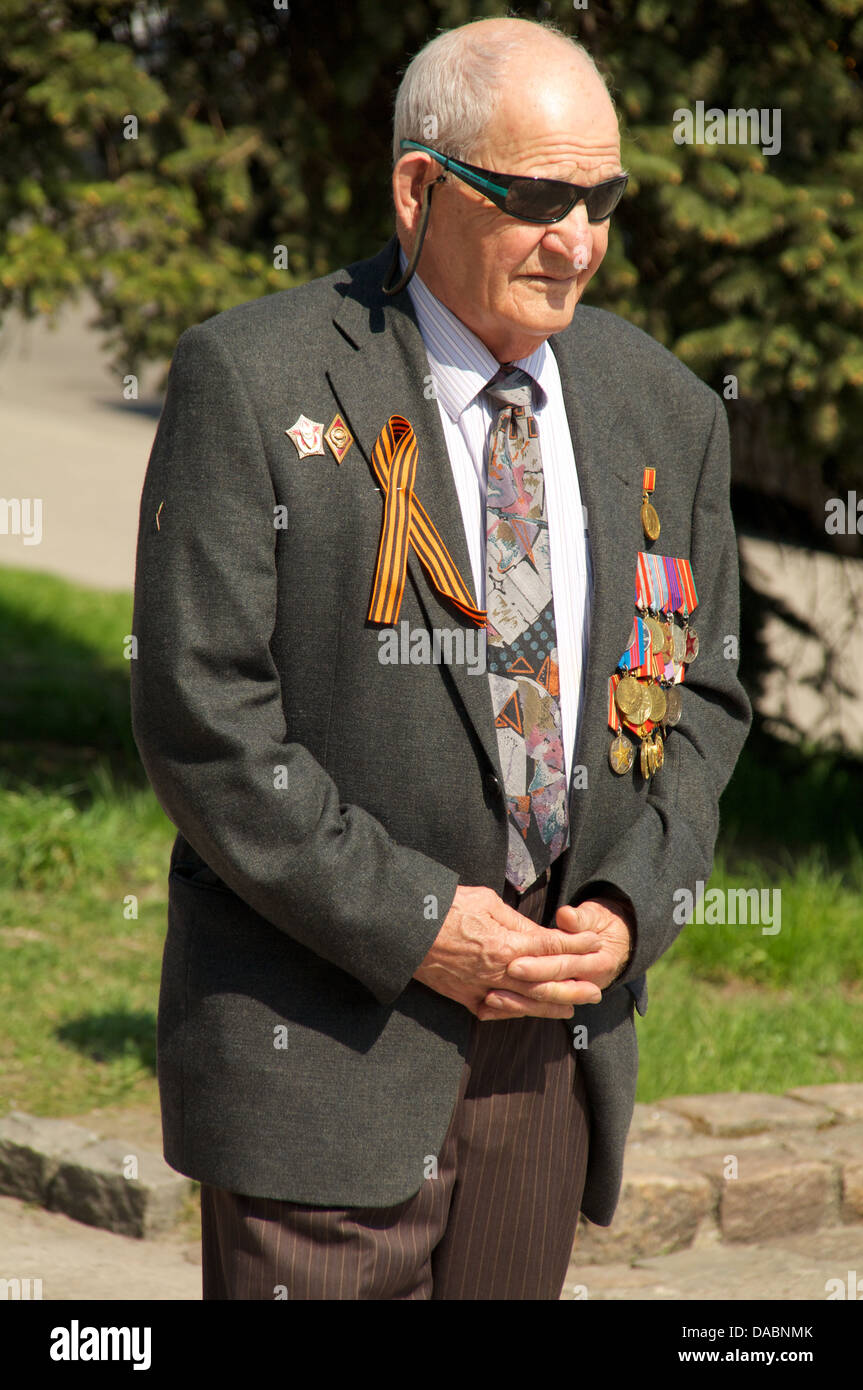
[719,722,863,870]
[0,567,147,800]
[56,1010,157,1073]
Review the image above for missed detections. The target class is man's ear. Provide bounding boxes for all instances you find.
[392,154,437,240]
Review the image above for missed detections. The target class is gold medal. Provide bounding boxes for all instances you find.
[641,467,660,541]
[648,682,667,722]
[609,733,634,775]
[640,736,652,779]
[615,674,645,717]
[644,617,667,656]
[652,731,664,772]
[647,736,658,777]
[627,686,652,726]
[672,622,686,663]
[641,500,660,541]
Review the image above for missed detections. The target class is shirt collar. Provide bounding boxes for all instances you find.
[400,246,549,422]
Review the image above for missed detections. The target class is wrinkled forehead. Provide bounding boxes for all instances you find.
[470,49,620,168]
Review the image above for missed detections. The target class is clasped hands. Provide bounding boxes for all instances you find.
[413,883,635,1022]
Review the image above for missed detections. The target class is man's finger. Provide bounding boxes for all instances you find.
[555,903,593,933]
[483,984,600,1013]
[490,897,547,934]
[477,992,578,1021]
[487,975,603,1005]
[539,925,606,956]
[506,946,600,982]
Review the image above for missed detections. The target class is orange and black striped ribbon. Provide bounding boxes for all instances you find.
[367,415,486,627]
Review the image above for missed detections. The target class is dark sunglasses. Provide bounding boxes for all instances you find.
[400,139,628,224]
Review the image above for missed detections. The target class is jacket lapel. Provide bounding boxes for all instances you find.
[327,240,502,777]
[552,328,640,885]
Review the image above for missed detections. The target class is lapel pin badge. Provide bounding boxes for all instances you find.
[285,414,326,459]
[324,413,354,465]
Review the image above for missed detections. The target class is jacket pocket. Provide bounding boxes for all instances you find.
[169,861,230,892]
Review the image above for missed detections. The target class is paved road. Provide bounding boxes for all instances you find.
[0,1194,201,1301]
[0,299,161,594]
[3,1193,860,1301]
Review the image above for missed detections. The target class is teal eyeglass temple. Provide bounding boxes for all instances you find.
[398,139,628,225]
[382,138,628,295]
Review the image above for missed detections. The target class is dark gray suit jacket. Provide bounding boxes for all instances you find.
[130,237,751,1226]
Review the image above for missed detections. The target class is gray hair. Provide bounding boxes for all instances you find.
[392,18,611,166]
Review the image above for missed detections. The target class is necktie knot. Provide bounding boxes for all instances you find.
[485,365,535,411]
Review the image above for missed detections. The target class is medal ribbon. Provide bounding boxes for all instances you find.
[666,556,699,615]
[638,552,698,615]
[677,557,698,611]
[367,416,486,627]
[632,617,654,675]
[663,556,681,613]
[608,674,621,732]
[635,552,650,610]
[618,616,652,672]
[636,551,666,611]
[646,552,669,611]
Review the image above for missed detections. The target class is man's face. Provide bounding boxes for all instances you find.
[395,45,623,362]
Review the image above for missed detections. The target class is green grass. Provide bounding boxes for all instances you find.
[0,563,861,1120]
[0,760,173,1117]
[0,567,171,1117]
[635,848,863,1099]
[0,566,136,758]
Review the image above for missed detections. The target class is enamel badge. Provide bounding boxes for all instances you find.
[285,414,325,459]
[324,413,353,465]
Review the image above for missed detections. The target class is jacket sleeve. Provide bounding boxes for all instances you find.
[570,392,752,994]
[130,322,459,1006]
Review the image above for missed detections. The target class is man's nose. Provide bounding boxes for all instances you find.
[540,200,593,264]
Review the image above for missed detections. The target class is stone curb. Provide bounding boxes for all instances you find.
[0,1111,194,1239]
[575,1084,863,1264]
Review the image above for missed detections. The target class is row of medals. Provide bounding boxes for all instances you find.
[609,610,699,779]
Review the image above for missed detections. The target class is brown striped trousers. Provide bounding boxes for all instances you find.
[200,870,590,1300]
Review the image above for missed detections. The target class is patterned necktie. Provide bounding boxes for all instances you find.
[484,366,569,891]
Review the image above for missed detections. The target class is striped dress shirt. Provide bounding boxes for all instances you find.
[403,255,593,788]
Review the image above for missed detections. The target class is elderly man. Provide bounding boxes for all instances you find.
[131,16,750,1300]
